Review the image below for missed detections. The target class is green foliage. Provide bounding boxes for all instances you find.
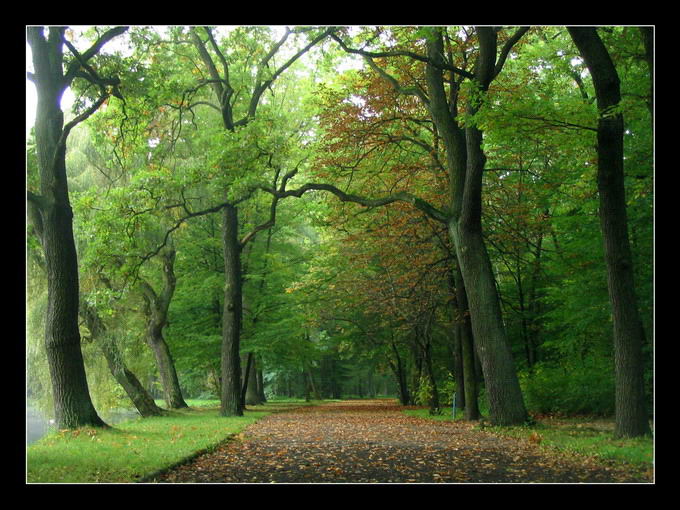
[414,376,433,408]
[520,358,615,416]
[27,26,653,434]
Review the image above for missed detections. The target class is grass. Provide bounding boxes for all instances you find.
[404,407,653,472]
[26,400,310,483]
[485,415,654,467]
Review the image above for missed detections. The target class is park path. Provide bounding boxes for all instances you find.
[148,400,649,484]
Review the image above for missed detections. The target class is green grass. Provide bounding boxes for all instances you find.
[403,408,459,422]
[27,404,272,483]
[485,416,654,467]
[404,407,653,470]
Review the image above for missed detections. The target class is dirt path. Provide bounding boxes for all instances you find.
[148,400,649,484]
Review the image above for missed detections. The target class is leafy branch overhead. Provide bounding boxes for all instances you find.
[26,26,653,446]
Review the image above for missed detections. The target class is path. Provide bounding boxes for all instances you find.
[148,400,649,484]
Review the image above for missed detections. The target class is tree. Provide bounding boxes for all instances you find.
[26,26,127,429]
[568,27,651,438]
[138,243,188,408]
[80,301,166,417]
[132,26,334,416]
[312,26,529,424]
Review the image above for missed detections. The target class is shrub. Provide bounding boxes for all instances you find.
[520,357,615,416]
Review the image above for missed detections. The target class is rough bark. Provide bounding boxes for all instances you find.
[81,302,165,417]
[140,247,188,409]
[425,27,527,425]
[27,26,113,429]
[221,204,244,416]
[568,27,651,438]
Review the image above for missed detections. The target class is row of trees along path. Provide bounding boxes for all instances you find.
[147,400,649,484]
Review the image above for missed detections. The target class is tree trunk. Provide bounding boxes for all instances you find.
[146,327,187,409]
[245,359,262,405]
[390,341,411,405]
[256,364,267,403]
[243,352,264,406]
[81,302,165,417]
[140,247,188,409]
[221,204,244,416]
[568,27,651,438]
[425,27,527,425]
[28,27,107,430]
[450,263,480,420]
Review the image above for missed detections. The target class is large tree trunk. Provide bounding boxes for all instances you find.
[27,27,106,429]
[425,27,527,426]
[221,204,244,416]
[568,27,651,438]
[140,247,188,409]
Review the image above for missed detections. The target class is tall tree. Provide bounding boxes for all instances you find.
[183,26,332,416]
[568,27,651,438]
[138,243,188,409]
[26,26,127,429]
[321,26,529,425]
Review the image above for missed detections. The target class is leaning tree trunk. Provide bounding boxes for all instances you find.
[425,27,527,426]
[453,104,527,427]
[140,247,188,409]
[568,27,651,438]
[221,204,244,416]
[81,302,165,417]
[27,26,107,429]
[146,326,187,409]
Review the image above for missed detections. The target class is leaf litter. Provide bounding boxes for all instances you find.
[148,400,651,484]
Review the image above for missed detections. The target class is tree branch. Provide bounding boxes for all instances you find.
[493,26,530,78]
[330,31,475,80]
[64,26,128,85]
[236,27,334,126]
[263,181,449,224]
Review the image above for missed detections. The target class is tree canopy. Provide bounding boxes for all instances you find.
[27,26,653,437]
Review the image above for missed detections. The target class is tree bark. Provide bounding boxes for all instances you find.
[244,355,264,405]
[389,341,411,405]
[81,302,166,417]
[426,27,527,425]
[28,26,108,429]
[140,247,188,409]
[221,204,244,416]
[256,363,267,403]
[568,27,651,438]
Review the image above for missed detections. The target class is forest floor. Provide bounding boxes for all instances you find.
[146,399,652,484]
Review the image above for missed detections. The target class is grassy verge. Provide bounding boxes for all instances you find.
[26,401,303,483]
[403,408,653,474]
[484,416,654,467]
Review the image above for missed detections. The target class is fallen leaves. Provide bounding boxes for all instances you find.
[151,400,651,484]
